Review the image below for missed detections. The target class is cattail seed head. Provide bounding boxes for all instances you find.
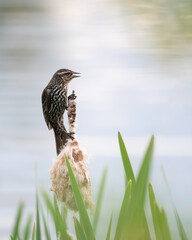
[50,92,94,212]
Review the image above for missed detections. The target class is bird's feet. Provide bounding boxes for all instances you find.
[65,131,75,140]
[68,90,77,101]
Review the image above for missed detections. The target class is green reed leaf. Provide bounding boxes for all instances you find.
[106,213,113,240]
[118,132,135,183]
[93,166,108,233]
[114,180,132,240]
[65,156,95,240]
[23,214,33,240]
[36,194,41,240]
[31,222,35,240]
[175,209,188,240]
[121,136,154,239]
[12,201,24,240]
[41,211,51,240]
[74,216,87,240]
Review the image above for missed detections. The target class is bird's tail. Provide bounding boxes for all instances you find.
[53,124,70,155]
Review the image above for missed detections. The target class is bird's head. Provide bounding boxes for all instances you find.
[54,69,80,83]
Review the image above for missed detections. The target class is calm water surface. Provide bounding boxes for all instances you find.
[0,0,192,239]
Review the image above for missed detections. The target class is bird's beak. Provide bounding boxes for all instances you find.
[72,72,80,78]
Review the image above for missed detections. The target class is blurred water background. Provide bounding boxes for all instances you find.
[0,0,192,239]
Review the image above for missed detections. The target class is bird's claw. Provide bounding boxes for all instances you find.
[68,90,77,100]
[65,131,75,140]
[69,133,75,140]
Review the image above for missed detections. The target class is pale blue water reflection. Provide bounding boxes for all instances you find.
[0,0,192,239]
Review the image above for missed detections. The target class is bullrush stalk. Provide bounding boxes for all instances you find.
[50,90,94,212]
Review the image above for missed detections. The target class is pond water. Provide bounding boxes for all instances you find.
[0,0,192,239]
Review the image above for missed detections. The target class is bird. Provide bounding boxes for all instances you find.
[42,68,80,155]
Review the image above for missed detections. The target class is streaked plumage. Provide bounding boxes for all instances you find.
[42,69,80,154]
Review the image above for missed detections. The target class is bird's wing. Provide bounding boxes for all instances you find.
[42,88,52,130]
[59,115,67,131]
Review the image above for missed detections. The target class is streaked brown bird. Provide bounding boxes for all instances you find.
[42,69,80,155]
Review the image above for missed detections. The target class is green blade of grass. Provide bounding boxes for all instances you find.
[118,132,135,183]
[65,156,95,240]
[153,202,172,240]
[12,201,25,240]
[131,135,154,218]
[154,202,164,240]
[106,213,113,240]
[23,214,33,240]
[121,136,154,239]
[114,180,132,240]
[36,194,41,240]
[53,195,69,240]
[175,209,188,240]
[118,133,152,239]
[160,208,172,240]
[53,194,64,231]
[41,191,59,238]
[32,222,35,240]
[74,216,87,240]
[61,203,68,228]
[53,194,60,229]
[41,211,51,240]
[149,183,172,240]
[41,191,69,240]
[10,234,14,240]
[93,166,108,233]
[161,168,188,240]
[149,183,162,240]
[140,209,151,240]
